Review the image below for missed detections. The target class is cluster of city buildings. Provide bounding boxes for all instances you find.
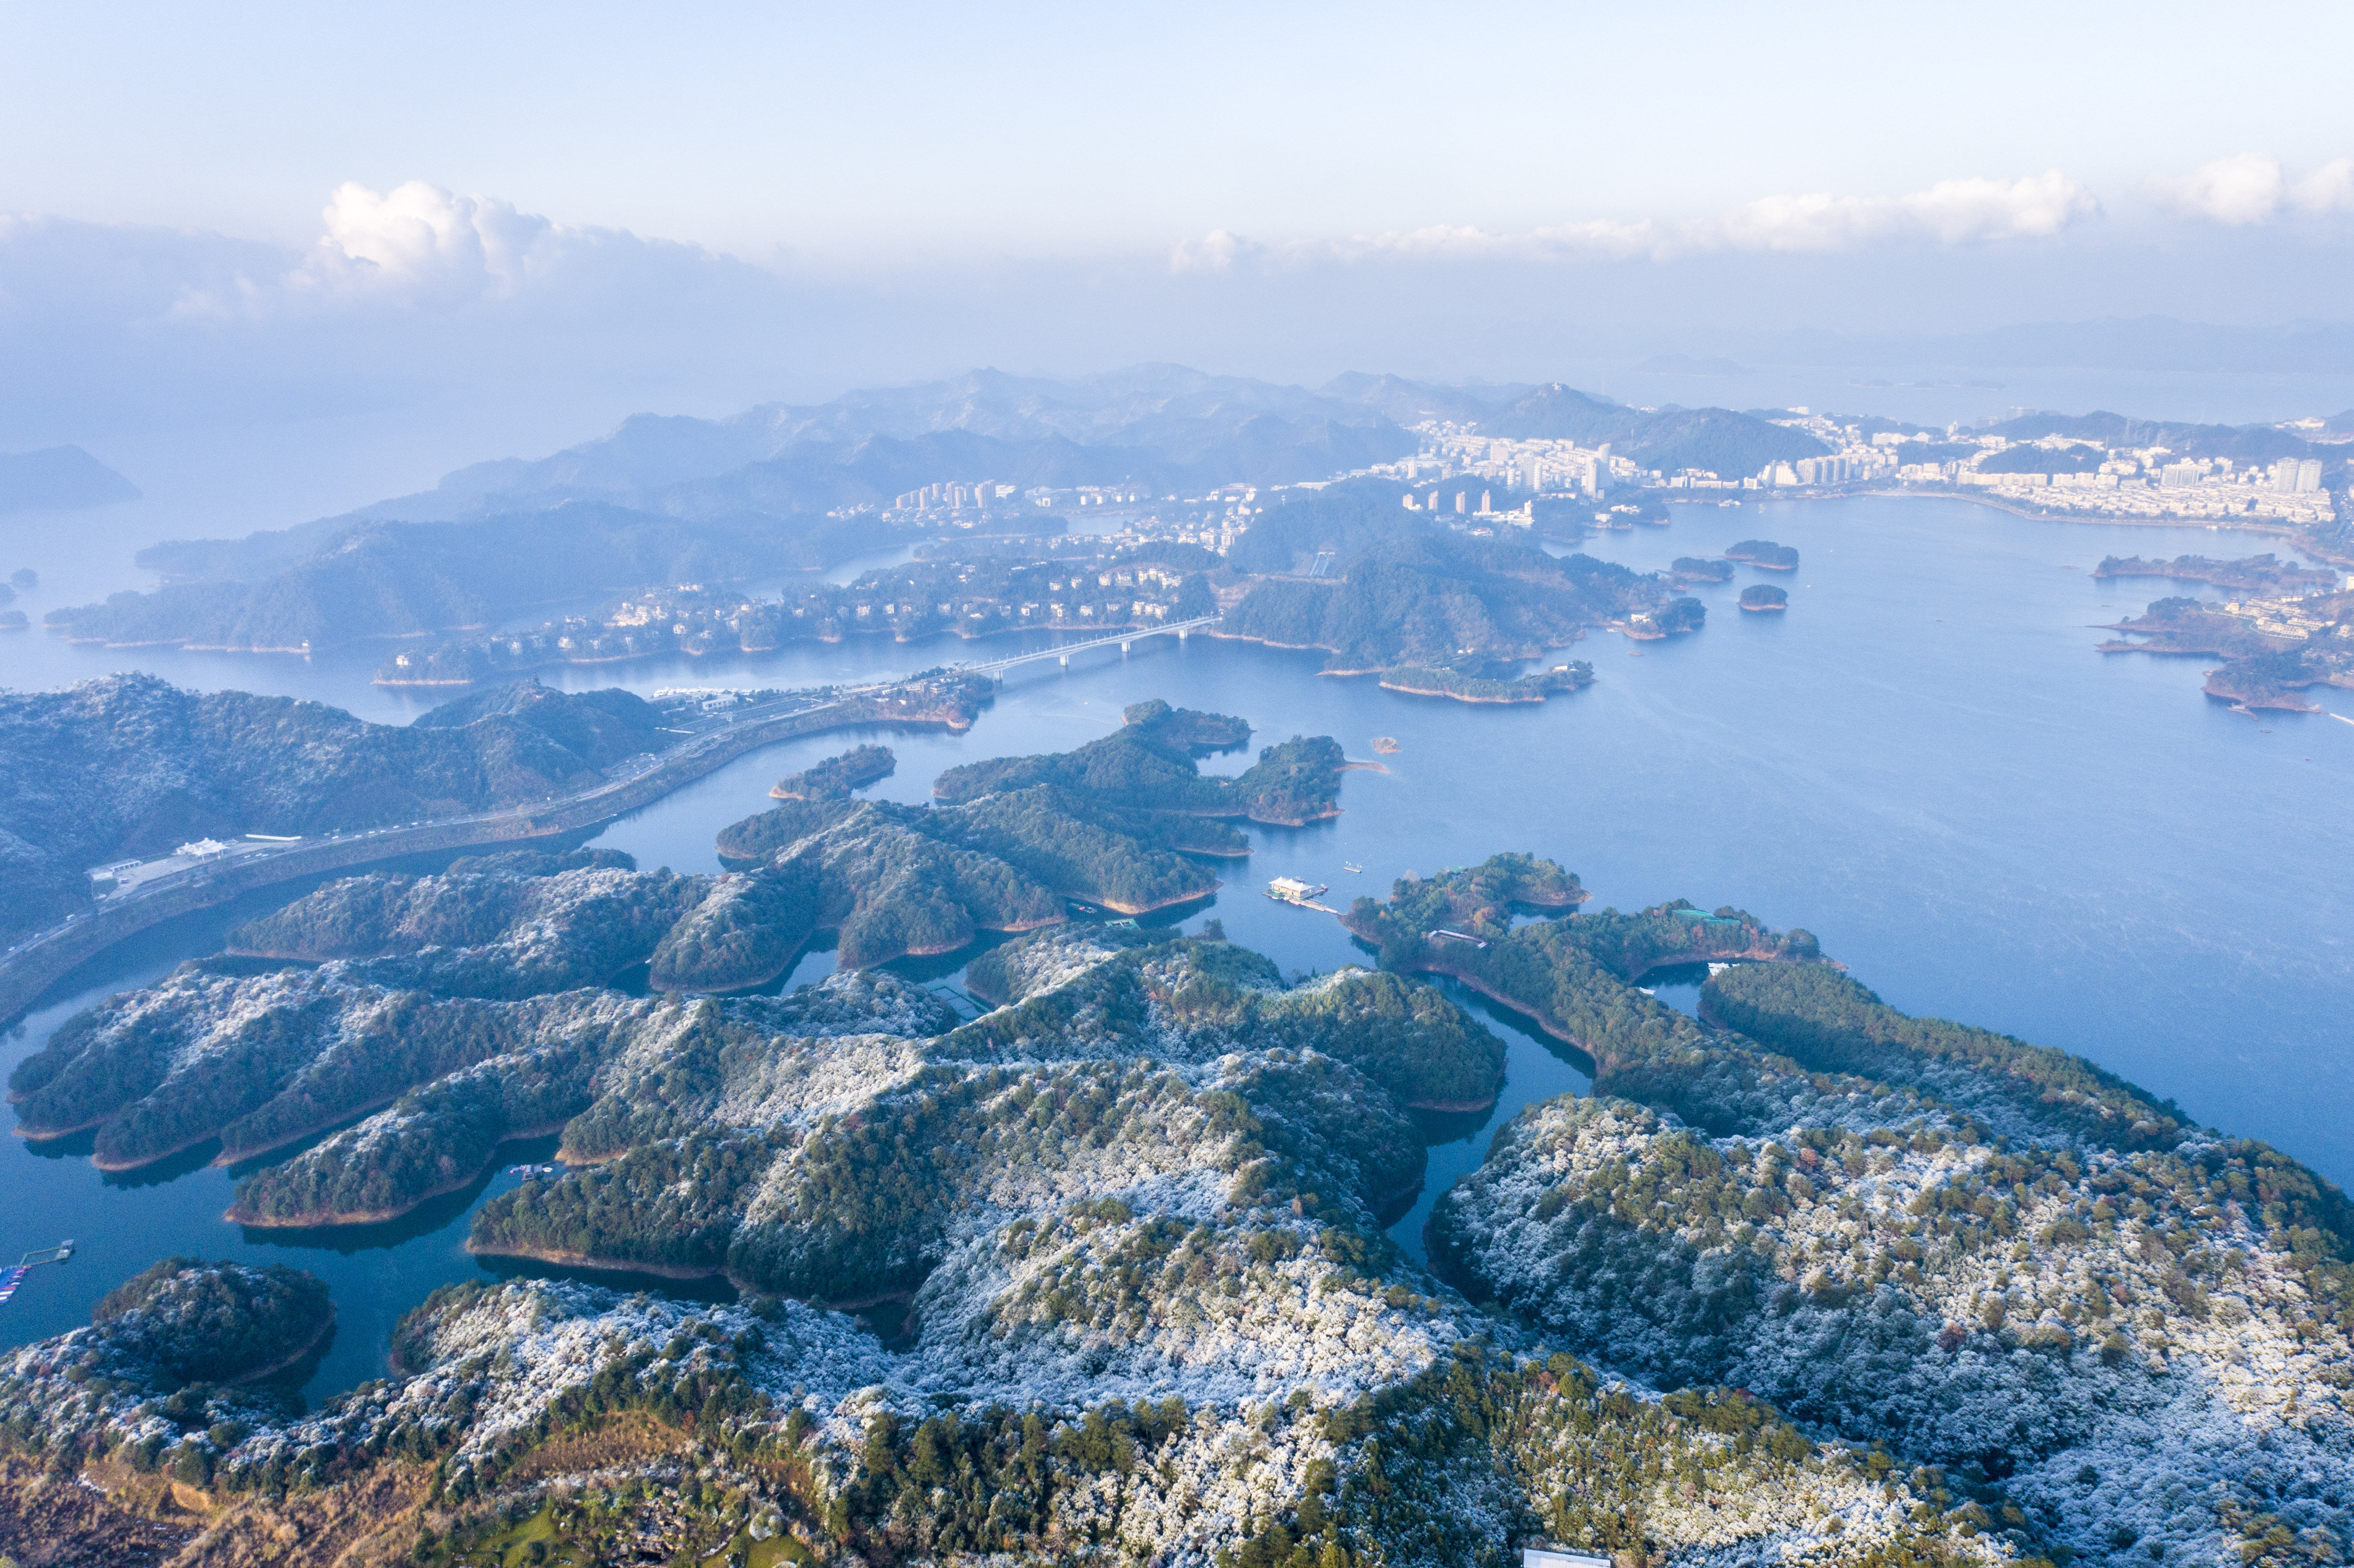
[1913,442,2337,526]
[886,481,1238,519]
[873,407,2345,563]
[1383,424,1631,498]
[889,480,1020,511]
[2218,595,2351,642]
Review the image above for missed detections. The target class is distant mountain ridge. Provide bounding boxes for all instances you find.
[1322,374,1829,475]
[65,364,1813,650]
[347,364,1419,525]
[0,445,139,515]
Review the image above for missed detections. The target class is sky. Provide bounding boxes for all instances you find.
[4,0,2354,511]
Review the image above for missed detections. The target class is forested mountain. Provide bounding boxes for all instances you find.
[404,365,1414,517]
[51,504,870,651]
[1322,375,1829,475]
[1988,408,2335,465]
[56,364,1827,652]
[68,366,1416,649]
[1221,485,1673,670]
[0,676,662,944]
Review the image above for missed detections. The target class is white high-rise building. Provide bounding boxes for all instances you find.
[2298,458,2324,492]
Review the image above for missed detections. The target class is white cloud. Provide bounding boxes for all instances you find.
[1715,172,2097,251]
[294,181,632,302]
[2149,153,2354,224]
[2290,158,2354,215]
[1173,171,2097,270]
[2152,154,2288,225]
[1169,228,1265,274]
[134,180,748,322]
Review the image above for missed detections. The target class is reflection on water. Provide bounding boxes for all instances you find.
[473,1253,742,1307]
[1383,980,1593,1267]
[1639,962,1711,1021]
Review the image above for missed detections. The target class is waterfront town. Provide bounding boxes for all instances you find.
[873,411,2344,537]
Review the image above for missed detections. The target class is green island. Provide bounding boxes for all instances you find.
[1725,538,1800,571]
[1374,661,1594,704]
[9,713,1320,1177]
[929,698,1341,826]
[1670,555,1734,584]
[771,744,896,801]
[13,842,2354,1565]
[1738,584,1788,612]
[1620,596,1705,638]
[90,1257,337,1387]
[2093,553,2341,596]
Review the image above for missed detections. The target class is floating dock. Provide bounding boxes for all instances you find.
[0,1240,76,1306]
[1266,877,1338,912]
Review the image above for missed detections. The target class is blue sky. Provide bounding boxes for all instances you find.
[3,0,2353,486]
[10,0,2354,257]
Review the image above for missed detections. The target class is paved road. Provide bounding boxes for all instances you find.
[0,620,1215,1024]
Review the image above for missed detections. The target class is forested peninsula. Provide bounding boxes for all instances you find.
[2100,587,2354,711]
[0,675,665,947]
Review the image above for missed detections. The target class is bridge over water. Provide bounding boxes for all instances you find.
[947,614,1225,679]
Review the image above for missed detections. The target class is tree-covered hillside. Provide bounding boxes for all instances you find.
[53,504,873,651]
[772,744,896,801]
[1343,862,2354,1565]
[930,699,1345,826]
[0,675,664,945]
[0,917,2041,1567]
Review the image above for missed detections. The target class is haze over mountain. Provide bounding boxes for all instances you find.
[35,365,1840,653]
[0,446,139,515]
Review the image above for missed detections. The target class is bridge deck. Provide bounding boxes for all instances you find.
[953,615,1224,677]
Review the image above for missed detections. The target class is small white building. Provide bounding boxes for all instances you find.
[1522,1550,1611,1568]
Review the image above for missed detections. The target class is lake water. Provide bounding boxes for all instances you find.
[3,493,2350,1400]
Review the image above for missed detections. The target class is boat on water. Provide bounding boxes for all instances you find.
[1266,876,1328,905]
[1342,862,1364,874]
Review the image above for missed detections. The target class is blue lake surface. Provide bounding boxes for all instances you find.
[3,493,2349,1398]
